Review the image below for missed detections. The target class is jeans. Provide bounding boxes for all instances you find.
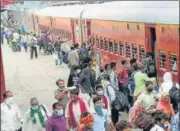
[30,46,38,59]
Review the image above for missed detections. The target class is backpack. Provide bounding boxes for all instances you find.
[80,48,89,61]
[107,84,129,111]
[62,52,69,64]
[147,61,156,76]
[134,113,153,129]
[129,101,152,128]
[126,72,136,95]
[169,83,180,112]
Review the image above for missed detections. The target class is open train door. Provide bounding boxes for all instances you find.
[145,24,158,81]
[145,24,156,56]
[0,47,6,103]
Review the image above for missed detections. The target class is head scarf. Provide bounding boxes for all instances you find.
[163,72,172,82]
[157,92,175,117]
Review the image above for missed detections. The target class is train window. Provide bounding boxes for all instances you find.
[100,37,104,49]
[109,40,113,52]
[139,45,145,62]
[161,27,164,33]
[96,37,99,48]
[104,39,108,51]
[127,24,130,29]
[159,51,166,68]
[114,41,118,54]
[125,43,131,58]
[119,41,124,55]
[137,25,140,30]
[169,54,178,72]
[69,33,72,39]
[132,44,138,59]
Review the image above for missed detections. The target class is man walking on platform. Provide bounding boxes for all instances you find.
[30,34,38,59]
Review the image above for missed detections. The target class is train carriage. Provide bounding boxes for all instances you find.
[82,1,179,83]
[32,1,179,83]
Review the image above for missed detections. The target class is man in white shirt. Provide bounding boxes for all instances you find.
[22,97,51,131]
[30,34,38,59]
[1,91,23,131]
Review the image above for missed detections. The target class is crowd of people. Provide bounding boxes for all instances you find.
[1,22,180,131]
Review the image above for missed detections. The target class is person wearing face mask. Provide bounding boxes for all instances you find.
[65,88,91,131]
[1,91,23,131]
[54,79,70,110]
[45,102,66,131]
[90,85,111,116]
[22,97,51,131]
[92,96,113,131]
[150,112,170,131]
[135,81,161,115]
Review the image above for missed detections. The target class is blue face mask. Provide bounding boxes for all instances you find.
[55,109,64,117]
[31,106,39,110]
[161,123,168,129]
[95,104,104,116]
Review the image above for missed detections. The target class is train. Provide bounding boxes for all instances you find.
[23,1,180,84]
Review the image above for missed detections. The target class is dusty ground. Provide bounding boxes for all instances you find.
[2,42,141,131]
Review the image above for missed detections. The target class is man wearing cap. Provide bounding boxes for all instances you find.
[22,97,51,131]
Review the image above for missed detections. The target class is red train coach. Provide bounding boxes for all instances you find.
[32,1,179,84]
[82,1,179,83]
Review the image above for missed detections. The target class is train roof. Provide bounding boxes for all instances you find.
[83,1,179,24]
[37,1,179,24]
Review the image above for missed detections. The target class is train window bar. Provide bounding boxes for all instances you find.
[132,44,138,59]
[109,40,113,52]
[89,36,93,43]
[169,53,178,72]
[104,38,108,51]
[114,41,118,54]
[139,45,145,62]
[100,37,104,49]
[92,36,95,45]
[159,51,166,68]
[125,43,131,58]
[119,41,124,55]
[96,37,100,48]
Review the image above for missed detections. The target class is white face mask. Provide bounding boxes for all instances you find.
[75,69,81,74]
[5,97,14,105]
[97,90,104,96]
